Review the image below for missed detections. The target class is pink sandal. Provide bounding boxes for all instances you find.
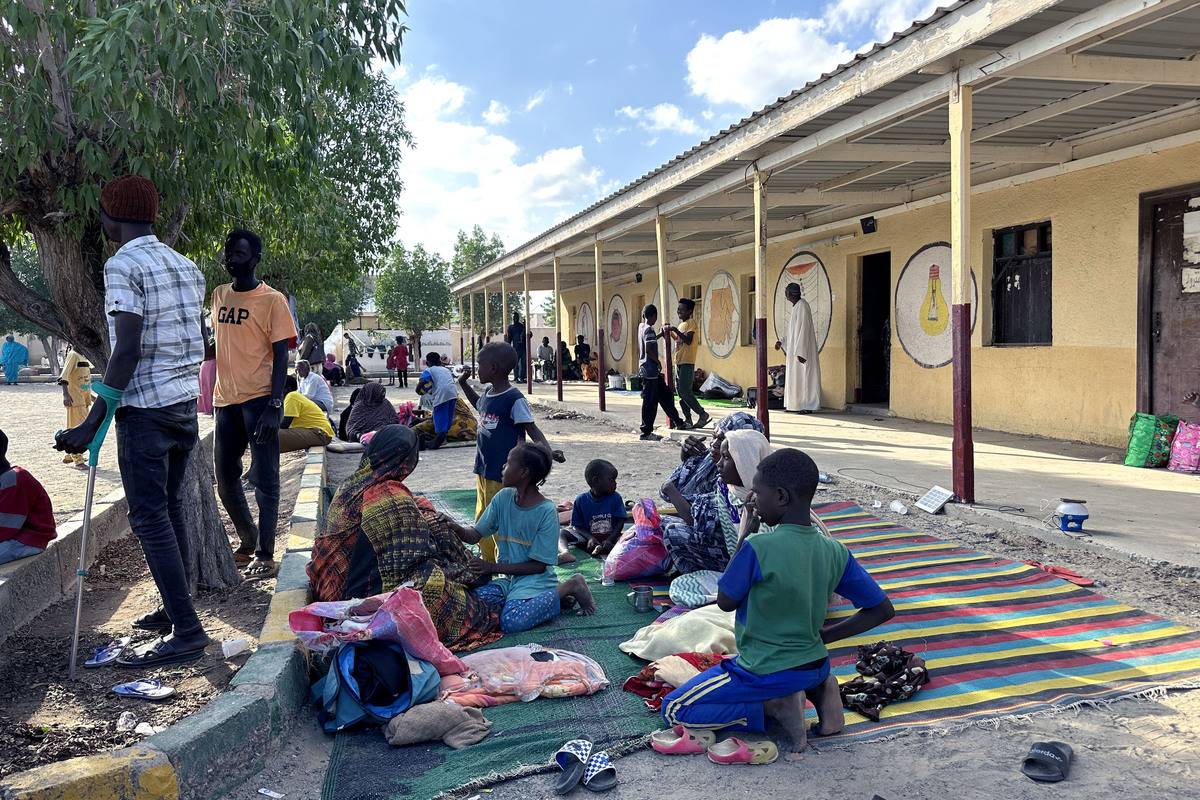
[650,725,716,755]
[706,737,779,765]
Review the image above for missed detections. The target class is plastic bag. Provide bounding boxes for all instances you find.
[1168,420,1200,474]
[289,587,466,676]
[699,372,743,399]
[1124,413,1179,468]
[602,499,671,582]
[441,644,609,707]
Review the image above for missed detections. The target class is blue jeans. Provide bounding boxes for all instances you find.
[116,401,205,639]
[215,395,280,560]
[0,540,44,565]
[475,583,560,633]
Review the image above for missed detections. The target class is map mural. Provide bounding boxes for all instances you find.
[895,242,978,369]
[702,270,741,359]
[607,294,629,362]
[575,302,594,345]
[773,252,833,352]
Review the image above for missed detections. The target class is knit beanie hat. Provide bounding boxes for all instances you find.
[100,175,159,223]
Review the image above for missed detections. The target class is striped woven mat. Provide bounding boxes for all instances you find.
[815,501,1200,741]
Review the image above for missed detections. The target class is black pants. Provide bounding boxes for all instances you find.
[641,374,683,435]
[398,368,408,388]
[115,400,205,639]
[215,395,280,561]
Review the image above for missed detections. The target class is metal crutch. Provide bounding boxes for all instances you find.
[66,382,121,680]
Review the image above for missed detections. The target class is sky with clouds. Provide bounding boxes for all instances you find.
[391,0,940,259]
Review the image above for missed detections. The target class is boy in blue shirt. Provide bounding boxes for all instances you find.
[562,459,626,557]
[458,342,563,562]
[416,351,458,450]
[662,448,894,752]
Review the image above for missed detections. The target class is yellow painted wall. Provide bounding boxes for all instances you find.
[560,142,1200,447]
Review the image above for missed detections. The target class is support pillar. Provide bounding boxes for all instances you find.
[949,79,975,503]
[753,171,771,438]
[554,256,563,401]
[594,241,606,412]
[457,295,465,366]
[469,291,476,371]
[483,285,491,346]
[655,215,674,392]
[524,267,533,394]
[501,278,509,359]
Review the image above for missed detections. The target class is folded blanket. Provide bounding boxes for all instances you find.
[440,645,610,707]
[383,701,492,749]
[619,604,736,661]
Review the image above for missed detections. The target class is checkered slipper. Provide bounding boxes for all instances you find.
[582,750,617,792]
[552,738,592,795]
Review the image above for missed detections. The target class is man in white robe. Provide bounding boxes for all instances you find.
[775,282,821,412]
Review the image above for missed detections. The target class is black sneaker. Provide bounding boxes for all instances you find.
[133,608,173,635]
[639,433,663,441]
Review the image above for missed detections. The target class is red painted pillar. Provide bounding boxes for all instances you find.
[597,334,606,412]
[951,304,974,502]
[755,319,770,438]
[555,331,564,401]
[526,333,533,395]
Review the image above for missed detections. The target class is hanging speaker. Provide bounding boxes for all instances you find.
[860,216,877,234]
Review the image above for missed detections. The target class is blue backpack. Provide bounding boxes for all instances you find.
[312,640,441,733]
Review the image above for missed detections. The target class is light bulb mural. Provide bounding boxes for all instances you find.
[920,263,949,336]
[896,243,977,369]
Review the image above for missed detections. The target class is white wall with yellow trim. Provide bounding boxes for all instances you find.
[559,142,1200,447]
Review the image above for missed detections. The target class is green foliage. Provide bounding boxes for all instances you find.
[0,0,408,365]
[375,243,452,342]
[540,294,556,327]
[0,240,51,338]
[451,225,518,334]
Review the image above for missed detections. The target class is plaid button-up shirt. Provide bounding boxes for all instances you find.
[104,235,206,409]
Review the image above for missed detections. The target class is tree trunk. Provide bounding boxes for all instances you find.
[25,225,110,369]
[411,329,423,362]
[39,335,59,374]
[182,435,240,591]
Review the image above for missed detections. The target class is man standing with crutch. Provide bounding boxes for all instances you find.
[56,175,210,670]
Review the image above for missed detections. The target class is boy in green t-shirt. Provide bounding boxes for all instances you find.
[661,448,894,752]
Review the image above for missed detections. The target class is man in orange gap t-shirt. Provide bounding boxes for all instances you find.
[208,229,296,580]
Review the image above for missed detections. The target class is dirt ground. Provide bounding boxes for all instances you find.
[0,451,305,778]
[226,398,1200,800]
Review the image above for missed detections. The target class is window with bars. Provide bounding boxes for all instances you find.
[741,275,756,346]
[684,283,703,320]
[991,221,1052,345]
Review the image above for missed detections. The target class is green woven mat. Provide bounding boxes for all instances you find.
[322,492,662,800]
[698,397,747,408]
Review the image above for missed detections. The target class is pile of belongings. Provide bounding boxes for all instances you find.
[838,641,929,721]
[622,652,727,710]
[699,372,743,399]
[439,644,609,707]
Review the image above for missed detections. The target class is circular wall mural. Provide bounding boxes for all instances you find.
[575,302,594,345]
[649,281,680,322]
[607,294,629,362]
[894,242,978,369]
[773,252,833,352]
[702,270,741,359]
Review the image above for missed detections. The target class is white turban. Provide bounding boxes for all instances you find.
[723,429,772,502]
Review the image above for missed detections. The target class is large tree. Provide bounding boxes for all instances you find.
[375,243,451,361]
[0,238,58,372]
[0,0,407,369]
[450,225,516,336]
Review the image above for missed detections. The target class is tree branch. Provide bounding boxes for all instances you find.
[24,0,75,143]
[162,201,190,248]
[0,241,67,339]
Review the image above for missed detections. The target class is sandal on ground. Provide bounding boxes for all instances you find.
[553,738,593,795]
[233,551,253,566]
[650,725,716,755]
[693,413,712,430]
[707,737,779,766]
[582,750,617,792]
[1022,741,1073,782]
[243,559,279,579]
[132,608,173,635]
[117,636,208,668]
[111,678,176,701]
[84,636,131,668]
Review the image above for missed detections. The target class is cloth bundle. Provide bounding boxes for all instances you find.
[1168,420,1200,474]
[622,652,727,710]
[602,498,671,582]
[620,603,735,661]
[839,641,929,722]
[1124,412,1180,468]
[383,702,493,749]
[439,644,609,707]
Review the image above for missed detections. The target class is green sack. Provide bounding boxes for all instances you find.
[1124,413,1180,468]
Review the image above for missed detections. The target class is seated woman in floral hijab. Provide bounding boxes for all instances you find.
[307,425,502,652]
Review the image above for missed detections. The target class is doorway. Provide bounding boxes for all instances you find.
[857,252,892,405]
[1138,185,1200,419]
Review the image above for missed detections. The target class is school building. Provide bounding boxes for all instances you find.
[450,0,1200,502]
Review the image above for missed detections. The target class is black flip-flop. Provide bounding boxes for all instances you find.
[553,738,593,795]
[117,637,208,668]
[1022,741,1073,782]
[133,609,173,635]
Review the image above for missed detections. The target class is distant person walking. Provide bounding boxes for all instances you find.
[57,344,93,467]
[776,282,821,413]
[388,335,409,388]
[2,335,28,384]
[55,174,210,667]
[506,313,527,382]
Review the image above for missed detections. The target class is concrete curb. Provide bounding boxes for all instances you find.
[0,448,325,800]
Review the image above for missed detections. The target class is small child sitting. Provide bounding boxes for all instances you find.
[561,459,626,558]
[444,443,595,633]
[661,447,894,753]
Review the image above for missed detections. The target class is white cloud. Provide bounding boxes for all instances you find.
[565,82,575,97]
[524,89,547,112]
[686,17,854,109]
[823,0,940,41]
[481,99,510,125]
[585,57,598,66]
[616,103,701,136]
[395,74,605,258]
